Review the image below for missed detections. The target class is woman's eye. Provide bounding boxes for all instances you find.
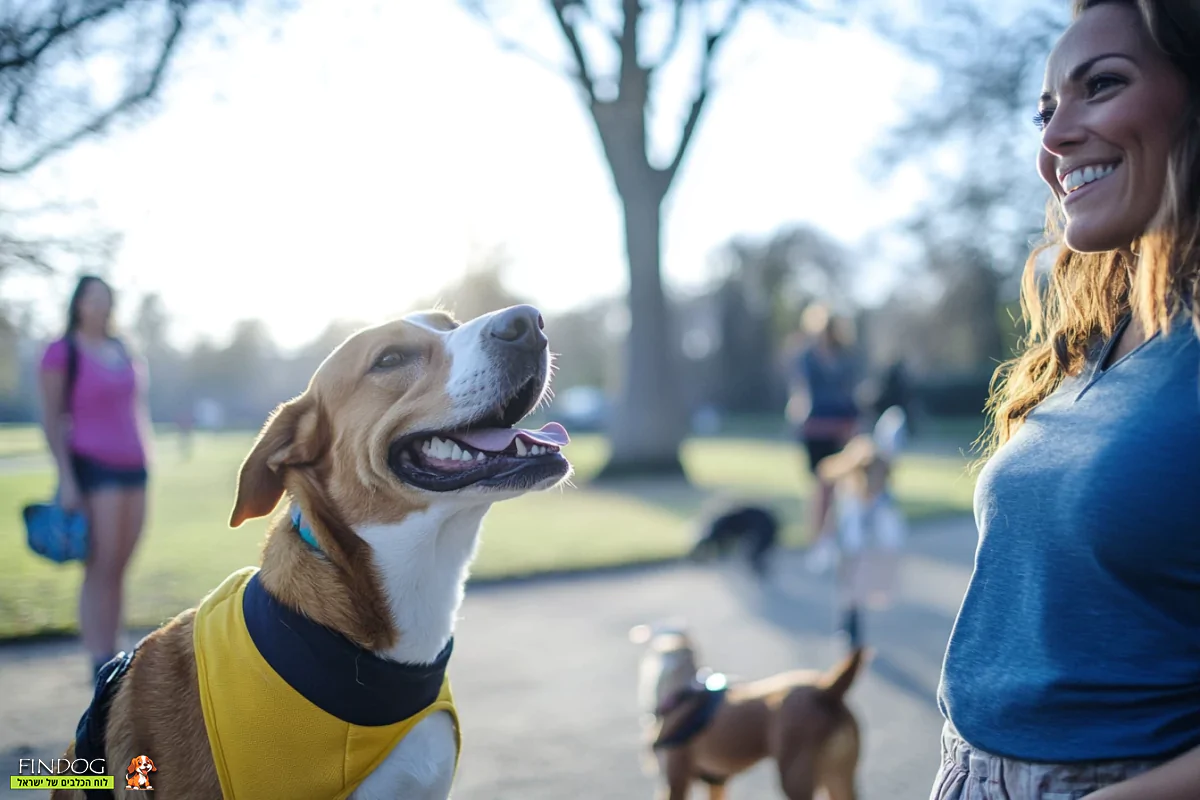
[1033,108,1052,131]
[1085,74,1123,98]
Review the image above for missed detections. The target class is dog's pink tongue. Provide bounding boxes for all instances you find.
[453,422,570,453]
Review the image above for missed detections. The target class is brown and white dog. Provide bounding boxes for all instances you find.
[51,305,572,800]
[631,623,864,800]
[123,756,155,790]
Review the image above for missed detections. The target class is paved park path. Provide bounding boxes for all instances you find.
[0,514,978,799]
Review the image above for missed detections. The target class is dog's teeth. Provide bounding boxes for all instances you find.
[476,451,487,462]
[421,440,432,455]
[458,447,474,462]
[515,438,528,457]
[450,442,464,461]
[531,445,543,456]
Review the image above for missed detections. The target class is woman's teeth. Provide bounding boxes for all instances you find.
[1062,163,1118,194]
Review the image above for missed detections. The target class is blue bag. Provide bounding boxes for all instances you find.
[23,500,90,563]
[22,335,90,563]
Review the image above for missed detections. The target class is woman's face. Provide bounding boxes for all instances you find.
[1036,3,1190,253]
[76,280,113,331]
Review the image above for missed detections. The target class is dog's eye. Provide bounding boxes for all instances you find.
[372,347,419,371]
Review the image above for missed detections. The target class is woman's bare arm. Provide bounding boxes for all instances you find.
[38,367,74,478]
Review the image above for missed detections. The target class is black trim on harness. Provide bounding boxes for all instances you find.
[242,570,453,727]
[72,648,137,799]
[652,683,727,750]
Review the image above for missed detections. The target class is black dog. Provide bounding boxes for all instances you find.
[689,504,780,577]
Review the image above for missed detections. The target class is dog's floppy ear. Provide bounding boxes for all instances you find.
[125,758,139,775]
[230,394,325,528]
[147,758,157,772]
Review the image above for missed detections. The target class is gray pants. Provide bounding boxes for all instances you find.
[930,722,1164,800]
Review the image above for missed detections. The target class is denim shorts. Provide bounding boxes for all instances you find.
[930,722,1163,800]
[70,453,148,494]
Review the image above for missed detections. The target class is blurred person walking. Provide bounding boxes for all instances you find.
[785,304,863,544]
[37,275,152,679]
[933,3,1200,798]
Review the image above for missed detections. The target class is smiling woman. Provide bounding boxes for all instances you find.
[930,3,1200,800]
[1033,9,1189,256]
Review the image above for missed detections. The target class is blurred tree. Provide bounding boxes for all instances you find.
[132,291,189,420]
[133,293,171,353]
[417,243,531,321]
[0,0,287,331]
[0,0,251,175]
[710,224,853,413]
[869,2,1068,368]
[543,300,619,393]
[464,0,849,480]
[297,320,371,366]
[284,319,371,397]
[0,209,121,275]
[195,319,279,425]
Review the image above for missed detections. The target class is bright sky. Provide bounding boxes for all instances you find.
[6,1,936,351]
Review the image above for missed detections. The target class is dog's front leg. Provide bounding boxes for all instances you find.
[706,784,727,800]
[659,749,693,800]
[350,712,457,800]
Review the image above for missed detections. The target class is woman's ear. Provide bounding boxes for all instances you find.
[229,395,325,528]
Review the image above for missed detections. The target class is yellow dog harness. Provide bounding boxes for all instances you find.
[193,566,460,800]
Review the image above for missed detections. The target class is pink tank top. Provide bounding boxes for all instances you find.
[40,337,149,468]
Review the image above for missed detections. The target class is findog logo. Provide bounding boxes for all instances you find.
[10,757,112,791]
[124,755,156,791]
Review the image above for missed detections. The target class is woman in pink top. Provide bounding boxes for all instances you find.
[38,275,152,679]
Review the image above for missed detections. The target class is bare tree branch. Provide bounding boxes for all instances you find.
[769,0,852,26]
[659,0,749,188]
[646,0,687,75]
[0,209,122,277]
[578,0,622,50]
[0,2,129,71]
[2,4,187,175]
[461,1,576,82]
[550,0,598,102]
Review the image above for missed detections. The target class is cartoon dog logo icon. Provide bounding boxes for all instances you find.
[124,755,156,791]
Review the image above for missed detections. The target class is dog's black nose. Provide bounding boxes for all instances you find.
[487,305,546,352]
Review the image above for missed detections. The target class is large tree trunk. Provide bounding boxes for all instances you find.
[595,188,688,481]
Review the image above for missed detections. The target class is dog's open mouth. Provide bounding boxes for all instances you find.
[388,375,571,492]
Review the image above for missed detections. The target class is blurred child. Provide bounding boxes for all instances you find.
[806,406,908,648]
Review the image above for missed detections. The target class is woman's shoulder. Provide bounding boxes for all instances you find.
[39,336,70,370]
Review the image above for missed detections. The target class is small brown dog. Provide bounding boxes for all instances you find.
[631,623,864,800]
[124,755,155,790]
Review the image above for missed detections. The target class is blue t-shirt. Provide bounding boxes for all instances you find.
[794,346,859,420]
[938,314,1200,763]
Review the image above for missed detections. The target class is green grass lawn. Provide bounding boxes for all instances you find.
[0,427,977,639]
[0,423,48,459]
